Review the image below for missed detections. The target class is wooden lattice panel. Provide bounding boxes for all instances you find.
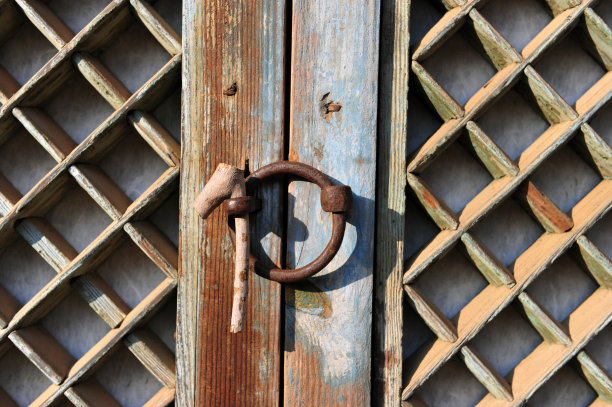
[0,0,181,405]
[404,0,612,405]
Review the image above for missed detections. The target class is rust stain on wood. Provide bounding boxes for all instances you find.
[181,0,285,405]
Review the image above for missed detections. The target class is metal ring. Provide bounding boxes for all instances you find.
[228,161,351,283]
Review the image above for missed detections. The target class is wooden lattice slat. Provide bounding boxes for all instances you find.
[0,0,181,405]
[404,0,612,405]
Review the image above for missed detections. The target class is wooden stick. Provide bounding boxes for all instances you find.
[193,163,248,333]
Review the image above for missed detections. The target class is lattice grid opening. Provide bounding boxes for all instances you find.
[404,0,612,405]
[0,0,181,405]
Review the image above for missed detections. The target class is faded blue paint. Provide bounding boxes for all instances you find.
[285,0,380,404]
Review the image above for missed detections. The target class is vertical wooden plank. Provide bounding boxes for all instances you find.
[178,0,285,405]
[373,0,409,404]
[285,1,380,405]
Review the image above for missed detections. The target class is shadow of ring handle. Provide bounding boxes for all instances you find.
[227,160,352,283]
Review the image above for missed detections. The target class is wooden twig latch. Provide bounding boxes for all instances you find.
[193,163,249,333]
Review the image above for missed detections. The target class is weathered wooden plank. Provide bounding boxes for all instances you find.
[16,217,131,327]
[373,0,409,404]
[124,221,178,279]
[178,0,285,405]
[460,345,513,401]
[285,1,379,404]
[9,325,75,384]
[517,292,571,345]
[515,180,573,233]
[465,121,518,179]
[584,8,612,71]
[412,60,463,121]
[65,380,121,407]
[130,0,181,56]
[123,328,176,387]
[543,0,580,16]
[73,52,131,109]
[15,0,73,49]
[524,65,577,125]
[143,387,175,407]
[576,235,612,288]
[469,9,522,71]
[128,111,180,167]
[412,6,467,62]
[408,0,594,173]
[461,233,515,287]
[12,107,76,162]
[0,168,177,335]
[407,173,459,230]
[577,351,612,402]
[404,285,458,342]
[572,123,612,180]
[69,164,132,220]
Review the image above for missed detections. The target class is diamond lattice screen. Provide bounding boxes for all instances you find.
[404,0,612,406]
[0,0,181,406]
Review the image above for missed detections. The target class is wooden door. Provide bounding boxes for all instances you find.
[0,0,181,405]
[179,0,380,405]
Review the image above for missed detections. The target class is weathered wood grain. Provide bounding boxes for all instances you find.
[577,351,612,402]
[125,221,178,279]
[409,1,595,174]
[0,1,181,404]
[523,66,577,125]
[576,235,612,288]
[583,8,612,71]
[405,75,611,284]
[12,107,76,162]
[544,0,580,16]
[403,180,612,399]
[573,123,612,180]
[178,0,285,405]
[412,60,463,121]
[515,180,574,233]
[285,1,379,404]
[128,111,180,167]
[15,0,73,49]
[373,0,409,404]
[517,292,571,345]
[476,287,612,406]
[461,233,515,287]
[123,328,176,387]
[143,387,175,407]
[460,345,513,401]
[407,173,459,230]
[9,324,75,384]
[404,285,458,342]
[403,0,612,403]
[130,0,181,56]
[31,277,176,405]
[469,9,521,71]
[465,121,518,179]
[64,380,121,407]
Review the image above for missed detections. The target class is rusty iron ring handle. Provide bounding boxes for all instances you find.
[227,161,352,283]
